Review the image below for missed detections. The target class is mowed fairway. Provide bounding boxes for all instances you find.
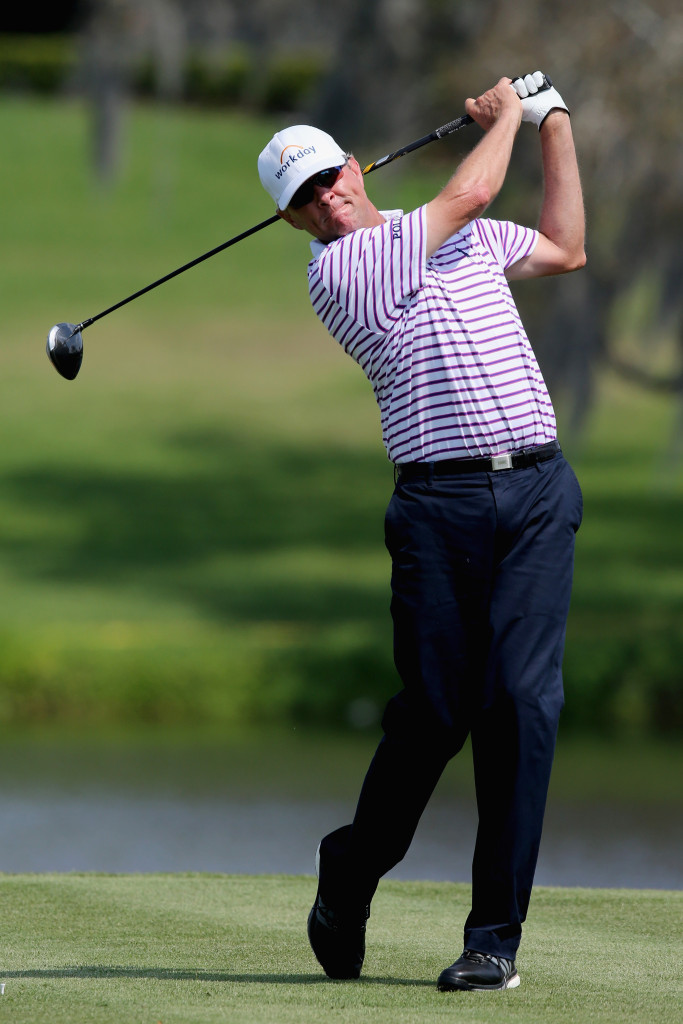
[1,873,681,1024]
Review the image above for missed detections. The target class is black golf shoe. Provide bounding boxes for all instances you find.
[437,948,520,991]
[307,831,371,980]
[307,894,370,979]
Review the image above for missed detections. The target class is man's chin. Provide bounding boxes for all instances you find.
[317,221,356,244]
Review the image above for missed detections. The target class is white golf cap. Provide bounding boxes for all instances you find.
[258,125,347,210]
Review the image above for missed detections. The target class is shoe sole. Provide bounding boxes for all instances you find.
[438,972,520,992]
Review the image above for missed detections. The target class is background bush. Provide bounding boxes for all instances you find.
[0,34,325,112]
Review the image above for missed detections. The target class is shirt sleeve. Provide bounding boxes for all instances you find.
[309,207,426,335]
[475,219,538,270]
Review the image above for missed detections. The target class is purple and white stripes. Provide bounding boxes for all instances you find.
[308,206,557,463]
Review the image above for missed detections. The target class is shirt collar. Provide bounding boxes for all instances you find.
[309,209,404,259]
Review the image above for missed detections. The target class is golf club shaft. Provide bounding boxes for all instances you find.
[75,112,475,333]
[76,214,280,332]
[361,113,473,175]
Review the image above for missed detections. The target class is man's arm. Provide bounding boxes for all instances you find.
[506,111,586,280]
[425,78,522,258]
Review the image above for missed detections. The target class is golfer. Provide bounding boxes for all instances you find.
[258,72,585,992]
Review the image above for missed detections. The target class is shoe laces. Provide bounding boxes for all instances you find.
[463,949,513,971]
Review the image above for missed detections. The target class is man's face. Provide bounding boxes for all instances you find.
[278,157,383,243]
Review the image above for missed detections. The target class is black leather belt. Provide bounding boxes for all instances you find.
[395,440,561,479]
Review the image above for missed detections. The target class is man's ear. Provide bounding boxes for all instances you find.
[277,207,303,231]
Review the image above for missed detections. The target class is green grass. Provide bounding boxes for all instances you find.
[0,94,682,734]
[1,874,681,1023]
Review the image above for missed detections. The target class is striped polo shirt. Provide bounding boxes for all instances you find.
[308,205,557,464]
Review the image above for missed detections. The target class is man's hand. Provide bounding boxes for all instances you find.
[511,72,569,130]
[465,77,522,133]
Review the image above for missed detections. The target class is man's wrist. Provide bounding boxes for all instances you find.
[538,108,571,132]
[491,103,522,136]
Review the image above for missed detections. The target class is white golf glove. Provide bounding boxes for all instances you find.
[511,71,569,129]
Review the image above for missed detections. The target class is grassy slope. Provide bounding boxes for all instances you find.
[0,96,681,732]
[1,874,681,1024]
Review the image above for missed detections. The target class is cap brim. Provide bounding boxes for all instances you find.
[277,151,347,210]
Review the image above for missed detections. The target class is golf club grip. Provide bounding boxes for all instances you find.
[362,113,474,175]
[435,113,474,138]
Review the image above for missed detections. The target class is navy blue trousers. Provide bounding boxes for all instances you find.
[320,452,582,960]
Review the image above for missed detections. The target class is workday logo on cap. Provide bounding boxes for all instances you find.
[277,143,317,181]
[258,125,346,210]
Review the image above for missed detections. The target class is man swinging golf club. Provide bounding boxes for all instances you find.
[258,71,585,992]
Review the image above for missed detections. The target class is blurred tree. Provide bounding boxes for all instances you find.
[82,0,139,183]
[226,0,683,444]
[443,0,683,439]
[301,0,498,145]
[310,0,442,145]
[82,0,187,182]
[72,0,682,444]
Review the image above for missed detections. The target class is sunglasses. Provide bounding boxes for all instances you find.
[289,159,349,209]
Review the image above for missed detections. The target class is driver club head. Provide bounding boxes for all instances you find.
[46,322,83,380]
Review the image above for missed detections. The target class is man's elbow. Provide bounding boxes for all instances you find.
[465,183,493,219]
[562,246,587,273]
[572,247,587,271]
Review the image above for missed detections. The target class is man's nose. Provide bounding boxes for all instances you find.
[313,183,335,204]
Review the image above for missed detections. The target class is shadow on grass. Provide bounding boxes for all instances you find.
[6,427,682,627]
[4,424,682,730]
[3,966,432,986]
[2,428,392,627]
[6,428,683,631]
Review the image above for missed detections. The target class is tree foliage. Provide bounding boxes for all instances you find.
[75,0,683,436]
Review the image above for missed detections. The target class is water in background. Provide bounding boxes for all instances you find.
[1,731,681,889]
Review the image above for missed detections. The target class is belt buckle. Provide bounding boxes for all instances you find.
[490,453,513,471]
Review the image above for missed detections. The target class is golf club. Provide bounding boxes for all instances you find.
[49,81,556,380]
[45,111,480,381]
